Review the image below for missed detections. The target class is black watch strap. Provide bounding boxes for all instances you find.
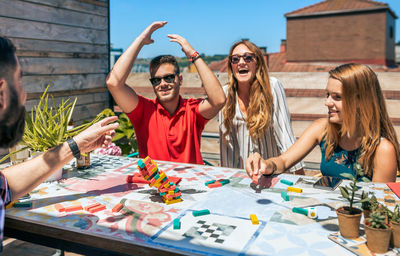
[67,138,81,159]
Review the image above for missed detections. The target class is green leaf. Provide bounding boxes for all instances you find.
[340,186,350,199]
[340,173,355,180]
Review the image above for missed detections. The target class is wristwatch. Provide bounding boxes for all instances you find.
[67,138,81,159]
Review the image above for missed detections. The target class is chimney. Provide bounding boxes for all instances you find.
[280,39,286,53]
[259,46,267,55]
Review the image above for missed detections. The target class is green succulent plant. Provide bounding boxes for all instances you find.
[112,113,138,155]
[392,205,400,224]
[339,163,371,214]
[367,210,389,229]
[1,85,110,163]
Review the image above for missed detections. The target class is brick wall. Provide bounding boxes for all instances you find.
[286,11,392,65]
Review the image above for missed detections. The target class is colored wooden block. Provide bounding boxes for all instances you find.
[168,190,174,195]
[88,204,106,213]
[137,159,145,169]
[292,207,308,216]
[163,198,182,205]
[153,172,167,188]
[205,180,216,186]
[250,214,259,225]
[64,205,83,212]
[84,203,101,211]
[252,173,258,184]
[6,201,17,209]
[287,187,302,193]
[281,191,290,201]
[173,218,181,229]
[112,203,123,213]
[13,201,32,208]
[280,179,294,186]
[192,209,210,217]
[169,176,182,185]
[208,182,222,188]
[54,203,65,212]
[219,179,230,185]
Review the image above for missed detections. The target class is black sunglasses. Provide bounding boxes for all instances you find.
[229,53,256,64]
[149,74,177,86]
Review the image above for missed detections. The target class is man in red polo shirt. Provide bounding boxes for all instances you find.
[106,21,225,164]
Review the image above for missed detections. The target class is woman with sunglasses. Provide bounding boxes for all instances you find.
[219,40,304,173]
[245,63,399,183]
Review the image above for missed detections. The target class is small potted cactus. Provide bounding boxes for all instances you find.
[364,210,392,253]
[336,163,370,238]
[390,204,400,248]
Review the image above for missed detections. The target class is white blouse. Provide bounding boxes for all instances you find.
[219,77,304,171]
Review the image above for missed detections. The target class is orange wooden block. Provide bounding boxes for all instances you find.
[64,205,83,212]
[54,204,65,212]
[84,203,101,211]
[112,203,123,213]
[208,182,222,188]
[88,204,106,213]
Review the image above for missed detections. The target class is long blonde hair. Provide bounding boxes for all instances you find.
[324,63,400,177]
[222,40,274,140]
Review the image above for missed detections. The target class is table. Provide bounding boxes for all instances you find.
[4,154,400,256]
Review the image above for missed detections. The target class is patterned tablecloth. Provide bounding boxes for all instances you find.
[5,154,400,256]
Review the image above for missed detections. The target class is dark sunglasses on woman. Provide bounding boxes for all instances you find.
[229,53,256,64]
[149,73,177,86]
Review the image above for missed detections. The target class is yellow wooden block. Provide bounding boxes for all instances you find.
[287,187,303,193]
[250,214,259,225]
[153,172,166,188]
[168,190,174,195]
[164,198,182,205]
[6,200,17,209]
[164,182,170,188]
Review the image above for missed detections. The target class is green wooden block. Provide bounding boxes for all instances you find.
[137,159,145,169]
[205,180,216,186]
[173,218,181,229]
[280,179,293,186]
[292,207,308,216]
[281,191,290,201]
[14,201,32,208]
[192,209,210,217]
[219,179,230,185]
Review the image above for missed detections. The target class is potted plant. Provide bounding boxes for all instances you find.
[390,204,400,248]
[360,192,379,220]
[1,86,107,177]
[364,210,392,253]
[336,163,370,238]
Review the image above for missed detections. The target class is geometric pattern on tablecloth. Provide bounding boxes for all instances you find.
[183,220,236,244]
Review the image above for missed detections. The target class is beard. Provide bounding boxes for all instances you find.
[0,83,25,148]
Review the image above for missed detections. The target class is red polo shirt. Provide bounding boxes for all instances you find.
[126,95,208,164]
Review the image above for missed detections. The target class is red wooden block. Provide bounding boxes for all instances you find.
[112,203,123,213]
[169,176,182,185]
[126,175,134,183]
[208,182,222,188]
[88,204,106,213]
[64,205,83,212]
[54,204,65,212]
[84,203,101,211]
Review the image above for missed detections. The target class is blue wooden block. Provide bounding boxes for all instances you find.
[173,218,181,229]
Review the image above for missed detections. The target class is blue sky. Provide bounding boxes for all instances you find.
[110,0,400,58]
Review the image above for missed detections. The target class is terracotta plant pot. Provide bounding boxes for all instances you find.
[336,206,362,238]
[364,222,391,254]
[391,221,400,248]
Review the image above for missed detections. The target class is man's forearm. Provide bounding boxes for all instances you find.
[2,142,74,200]
[107,36,145,89]
[194,58,225,107]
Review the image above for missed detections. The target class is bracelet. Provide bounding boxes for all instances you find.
[189,51,201,63]
[67,138,81,159]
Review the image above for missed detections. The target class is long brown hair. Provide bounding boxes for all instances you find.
[324,63,400,177]
[222,40,274,140]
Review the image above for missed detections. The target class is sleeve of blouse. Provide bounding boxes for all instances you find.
[271,78,305,172]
